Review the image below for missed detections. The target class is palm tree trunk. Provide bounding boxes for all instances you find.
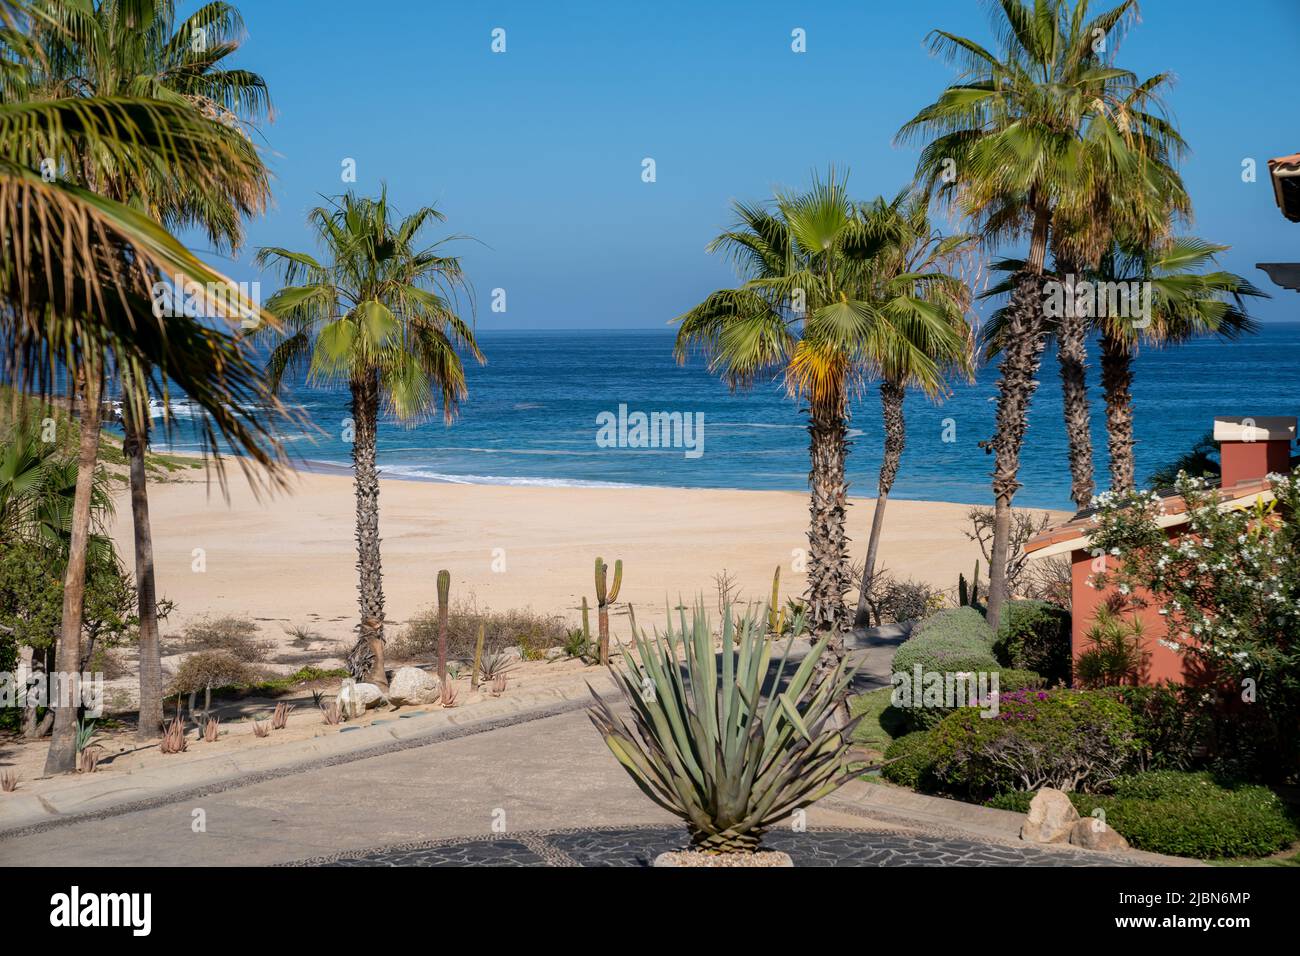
[986,206,1050,632]
[1100,330,1136,493]
[351,372,388,689]
[805,384,851,680]
[853,380,905,628]
[124,404,164,741]
[44,370,102,775]
[1056,261,1095,510]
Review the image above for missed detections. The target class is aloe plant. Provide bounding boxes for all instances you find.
[588,601,859,854]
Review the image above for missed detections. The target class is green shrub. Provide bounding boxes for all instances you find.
[993,668,1045,692]
[993,599,1071,685]
[880,730,939,790]
[1099,684,1212,772]
[1079,774,1298,859]
[928,688,1139,801]
[894,607,997,678]
[985,772,1299,859]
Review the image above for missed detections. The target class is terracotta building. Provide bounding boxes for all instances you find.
[1023,416,1298,684]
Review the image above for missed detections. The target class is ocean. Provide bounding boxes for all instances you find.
[148,324,1300,511]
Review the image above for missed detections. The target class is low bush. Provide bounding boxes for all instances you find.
[391,600,569,662]
[893,607,998,677]
[880,730,939,791]
[988,772,1299,859]
[891,665,1044,732]
[1099,683,1212,772]
[928,688,1139,801]
[176,615,272,663]
[993,599,1071,685]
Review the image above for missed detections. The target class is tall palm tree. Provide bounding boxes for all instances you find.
[675,171,958,674]
[256,189,483,689]
[26,0,274,741]
[1096,237,1263,492]
[850,191,976,628]
[896,0,1176,627]
[1,4,286,774]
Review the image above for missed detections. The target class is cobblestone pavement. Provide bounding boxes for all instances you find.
[291,825,1138,867]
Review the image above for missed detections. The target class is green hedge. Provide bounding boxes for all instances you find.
[894,607,997,676]
[881,730,939,790]
[987,772,1299,859]
[993,599,1071,685]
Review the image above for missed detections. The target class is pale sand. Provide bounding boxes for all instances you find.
[106,465,1070,651]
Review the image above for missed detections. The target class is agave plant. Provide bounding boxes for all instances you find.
[588,601,859,854]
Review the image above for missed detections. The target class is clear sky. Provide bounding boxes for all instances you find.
[206,0,1300,329]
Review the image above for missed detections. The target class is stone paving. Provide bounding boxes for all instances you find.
[291,824,1139,868]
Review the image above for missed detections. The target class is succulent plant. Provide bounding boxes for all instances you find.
[959,560,982,608]
[478,649,516,682]
[320,701,341,725]
[252,718,271,738]
[471,622,486,690]
[271,702,294,730]
[437,569,451,685]
[0,770,18,792]
[594,556,623,665]
[160,718,187,754]
[588,601,859,854]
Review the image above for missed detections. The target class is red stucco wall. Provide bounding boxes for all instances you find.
[1070,548,1191,685]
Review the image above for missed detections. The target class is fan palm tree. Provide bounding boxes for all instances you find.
[0,419,114,553]
[675,171,959,674]
[896,0,1178,627]
[1096,238,1263,492]
[24,0,274,741]
[256,189,484,689]
[1,4,286,773]
[849,191,976,628]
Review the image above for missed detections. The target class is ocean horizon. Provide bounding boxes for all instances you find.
[147,323,1300,511]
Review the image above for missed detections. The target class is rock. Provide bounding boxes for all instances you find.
[544,646,566,661]
[387,666,440,706]
[500,646,524,661]
[337,680,385,718]
[1069,816,1129,852]
[1020,788,1079,844]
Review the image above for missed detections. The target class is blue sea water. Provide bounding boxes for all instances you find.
[151,324,1300,511]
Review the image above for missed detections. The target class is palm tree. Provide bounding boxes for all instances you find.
[1,6,287,774]
[849,191,976,628]
[896,0,1177,628]
[25,0,274,741]
[675,171,957,674]
[256,189,483,689]
[1095,238,1263,492]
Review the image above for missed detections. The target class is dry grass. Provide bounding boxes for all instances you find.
[391,598,567,662]
[171,615,274,663]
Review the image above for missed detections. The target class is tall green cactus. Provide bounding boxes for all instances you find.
[581,596,591,643]
[767,565,781,635]
[437,569,451,685]
[471,622,485,690]
[594,556,623,665]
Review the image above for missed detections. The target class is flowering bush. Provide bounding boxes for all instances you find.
[927,688,1138,800]
[1088,470,1300,781]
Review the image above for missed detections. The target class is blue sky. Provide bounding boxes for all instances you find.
[208,0,1300,329]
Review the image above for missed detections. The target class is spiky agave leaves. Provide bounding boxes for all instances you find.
[588,601,860,854]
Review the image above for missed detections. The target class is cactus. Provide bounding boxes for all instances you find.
[958,560,982,608]
[594,557,623,665]
[581,596,591,643]
[437,569,451,685]
[471,621,486,690]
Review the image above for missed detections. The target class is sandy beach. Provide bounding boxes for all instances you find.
[106,464,1069,655]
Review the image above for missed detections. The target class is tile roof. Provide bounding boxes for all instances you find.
[1023,477,1277,556]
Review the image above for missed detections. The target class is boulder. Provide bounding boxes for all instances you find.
[387,666,440,706]
[337,681,385,718]
[1020,788,1079,844]
[544,646,566,661]
[1069,816,1129,852]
